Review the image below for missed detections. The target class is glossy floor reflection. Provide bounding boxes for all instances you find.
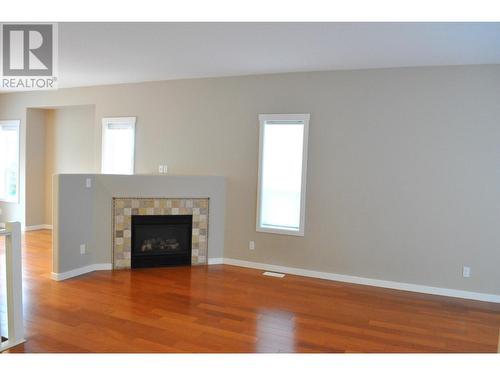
[256,309,296,352]
[5,230,500,353]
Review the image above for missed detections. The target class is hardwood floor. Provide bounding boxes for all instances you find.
[1,229,500,353]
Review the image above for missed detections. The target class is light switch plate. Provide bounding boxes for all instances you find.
[463,266,471,278]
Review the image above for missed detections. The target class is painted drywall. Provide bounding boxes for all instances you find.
[25,109,47,227]
[46,106,96,175]
[1,65,500,294]
[23,105,96,227]
[44,106,96,225]
[53,174,226,273]
[43,110,53,225]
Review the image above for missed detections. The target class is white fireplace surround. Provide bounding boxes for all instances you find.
[52,174,226,279]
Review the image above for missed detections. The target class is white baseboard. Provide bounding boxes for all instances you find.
[223,258,500,304]
[208,257,224,265]
[48,256,500,304]
[24,224,52,232]
[0,338,26,351]
[51,259,225,281]
[51,263,112,281]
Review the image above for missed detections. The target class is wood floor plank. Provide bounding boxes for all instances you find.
[1,230,500,353]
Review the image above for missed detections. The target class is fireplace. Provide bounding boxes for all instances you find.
[113,198,209,269]
[131,215,192,268]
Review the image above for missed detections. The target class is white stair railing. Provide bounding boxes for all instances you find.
[0,222,25,351]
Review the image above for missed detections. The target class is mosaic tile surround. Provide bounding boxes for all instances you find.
[113,198,209,269]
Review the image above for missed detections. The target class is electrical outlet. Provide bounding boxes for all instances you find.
[85,178,92,188]
[80,244,86,255]
[249,241,255,251]
[463,266,471,278]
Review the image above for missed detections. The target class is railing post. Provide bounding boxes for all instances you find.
[0,222,25,351]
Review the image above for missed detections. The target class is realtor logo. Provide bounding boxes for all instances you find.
[1,23,58,90]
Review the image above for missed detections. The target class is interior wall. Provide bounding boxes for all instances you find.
[24,105,96,227]
[52,174,226,274]
[25,109,47,227]
[1,65,499,294]
[44,110,53,225]
[44,106,96,225]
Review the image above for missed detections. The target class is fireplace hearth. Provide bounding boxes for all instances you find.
[131,215,192,268]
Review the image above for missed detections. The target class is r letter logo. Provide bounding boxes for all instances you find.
[1,23,58,90]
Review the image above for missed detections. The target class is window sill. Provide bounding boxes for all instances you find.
[256,225,304,237]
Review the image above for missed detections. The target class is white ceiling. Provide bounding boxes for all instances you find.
[58,22,500,88]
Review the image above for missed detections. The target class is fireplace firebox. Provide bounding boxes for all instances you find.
[131,215,192,268]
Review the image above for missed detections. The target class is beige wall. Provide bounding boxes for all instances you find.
[44,110,52,224]
[52,174,226,273]
[25,109,47,227]
[44,106,96,225]
[1,65,500,294]
[24,105,95,226]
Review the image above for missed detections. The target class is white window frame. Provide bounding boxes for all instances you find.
[256,113,310,236]
[101,117,136,175]
[0,120,21,203]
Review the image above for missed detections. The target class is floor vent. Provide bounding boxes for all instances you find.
[263,271,285,278]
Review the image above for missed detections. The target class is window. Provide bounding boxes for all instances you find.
[256,114,310,236]
[101,117,136,175]
[0,120,20,203]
